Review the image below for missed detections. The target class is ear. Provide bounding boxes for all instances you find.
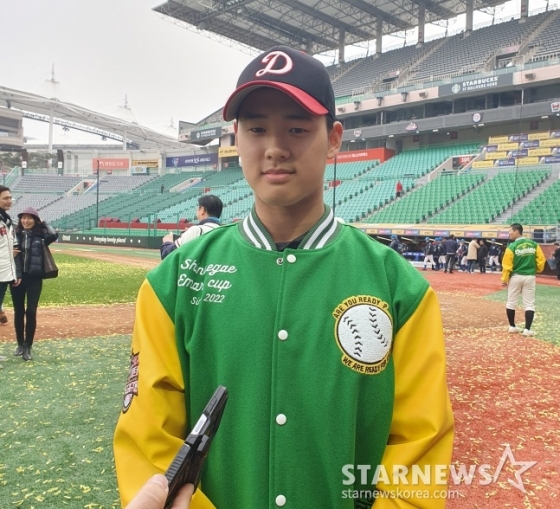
[327,121,343,160]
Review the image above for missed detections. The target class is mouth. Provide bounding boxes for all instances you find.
[262,169,295,183]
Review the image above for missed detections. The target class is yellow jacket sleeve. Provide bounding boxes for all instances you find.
[113,280,215,509]
[535,245,546,273]
[375,288,455,508]
[501,248,514,283]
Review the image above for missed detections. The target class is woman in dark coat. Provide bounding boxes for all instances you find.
[11,207,58,361]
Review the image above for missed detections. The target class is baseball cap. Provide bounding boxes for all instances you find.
[223,45,336,122]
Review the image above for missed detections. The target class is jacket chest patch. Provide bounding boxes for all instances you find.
[333,296,393,375]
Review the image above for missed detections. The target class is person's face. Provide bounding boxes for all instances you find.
[509,227,520,240]
[20,214,36,230]
[0,190,13,211]
[235,88,342,212]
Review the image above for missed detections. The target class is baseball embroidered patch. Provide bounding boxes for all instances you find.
[333,296,393,375]
[122,351,139,413]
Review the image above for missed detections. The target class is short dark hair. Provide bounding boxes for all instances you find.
[0,185,11,195]
[198,194,223,218]
[510,223,523,235]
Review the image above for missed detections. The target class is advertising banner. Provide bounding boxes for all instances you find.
[496,159,517,167]
[488,136,508,144]
[218,146,239,158]
[517,157,540,165]
[528,148,552,157]
[539,155,560,164]
[497,142,519,151]
[473,160,495,169]
[485,151,507,160]
[328,148,394,164]
[506,149,528,158]
[520,140,541,149]
[132,159,159,168]
[438,73,513,97]
[190,127,222,142]
[165,153,218,168]
[92,158,130,170]
[528,132,551,141]
[539,139,560,148]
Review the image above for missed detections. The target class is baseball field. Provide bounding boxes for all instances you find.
[0,243,558,508]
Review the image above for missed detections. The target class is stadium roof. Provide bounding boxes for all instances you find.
[153,0,504,56]
[0,85,184,151]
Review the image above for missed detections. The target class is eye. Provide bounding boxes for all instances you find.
[289,127,308,134]
[248,127,265,133]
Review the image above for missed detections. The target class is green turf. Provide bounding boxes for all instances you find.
[484,284,560,346]
[0,335,131,508]
[4,254,149,307]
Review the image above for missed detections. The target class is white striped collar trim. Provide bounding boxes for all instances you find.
[239,205,339,251]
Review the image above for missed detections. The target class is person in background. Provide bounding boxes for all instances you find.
[0,185,19,330]
[477,239,488,274]
[467,238,479,273]
[422,237,434,271]
[389,233,400,252]
[553,242,560,284]
[501,223,546,336]
[160,195,223,260]
[488,239,501,272]
[456,240,468,272]
[443,235,459,274]
[395,180,403,198]
[11,207,58,361]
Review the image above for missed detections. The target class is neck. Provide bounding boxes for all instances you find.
[254,199,325,243]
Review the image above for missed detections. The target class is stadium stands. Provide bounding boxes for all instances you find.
[428,169,549,224]
[511,179,560,224]
[366,173,484,224]
[530,10,560,60]
[408,15,544,81]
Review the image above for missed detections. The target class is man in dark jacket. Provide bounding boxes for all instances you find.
[478,240,489,274]
[443,235,459,274]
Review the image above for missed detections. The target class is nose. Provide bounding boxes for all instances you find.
[265,136,290,162]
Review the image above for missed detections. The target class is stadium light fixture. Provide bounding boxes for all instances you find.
[354,101,361,110]
[433,129,439,132]
[541,115,548,119]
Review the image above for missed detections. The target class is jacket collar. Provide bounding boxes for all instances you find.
[238,204,342,251]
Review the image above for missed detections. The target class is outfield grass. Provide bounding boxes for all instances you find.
[0,336,130,508]
[3,254,149,307]
[484,284,560,346]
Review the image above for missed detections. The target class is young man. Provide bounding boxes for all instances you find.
[114,46,453,509]
[160,195,223,260]
[501,223,546,336]
[0,186,20,324]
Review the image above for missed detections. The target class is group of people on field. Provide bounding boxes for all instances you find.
[0,185,58,367]
[422,235,504,273]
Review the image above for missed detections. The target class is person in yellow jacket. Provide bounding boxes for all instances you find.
[114,46,454,509]
[501,223,546,336]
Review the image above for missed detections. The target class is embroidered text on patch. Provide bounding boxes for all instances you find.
[122,351,139,413]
